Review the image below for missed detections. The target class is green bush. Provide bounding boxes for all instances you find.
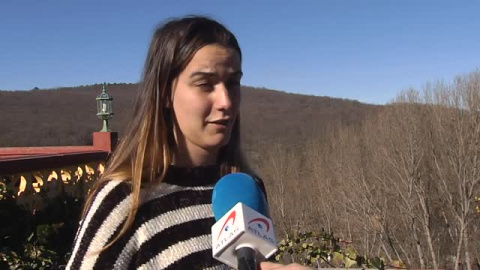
[1,177,85,269]
[272,230,401,269]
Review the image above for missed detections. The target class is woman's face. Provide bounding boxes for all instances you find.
[171,44,242,165]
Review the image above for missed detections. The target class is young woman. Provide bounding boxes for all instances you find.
[67,16,310,270]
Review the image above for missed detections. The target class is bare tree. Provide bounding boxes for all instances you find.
[425,72,480,270]
[374,90,439,269]
[258,141,305,236]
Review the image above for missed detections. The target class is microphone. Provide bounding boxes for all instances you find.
[211,173,277,270]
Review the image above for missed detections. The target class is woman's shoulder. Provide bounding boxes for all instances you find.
[86,179,132,206]
[82,180,133,223]
[67,180,135,270]
[92,179,132,200]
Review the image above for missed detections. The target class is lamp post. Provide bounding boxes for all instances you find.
[96,83,114,132]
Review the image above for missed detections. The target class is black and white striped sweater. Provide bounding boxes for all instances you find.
[66,165,231,270]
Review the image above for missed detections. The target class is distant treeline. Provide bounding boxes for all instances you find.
[0,83,378,150]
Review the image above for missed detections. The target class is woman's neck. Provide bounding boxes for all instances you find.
[172,146,218,167]
[163,163,221,187]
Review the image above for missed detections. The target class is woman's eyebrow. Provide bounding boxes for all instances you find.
[190,71,215,78]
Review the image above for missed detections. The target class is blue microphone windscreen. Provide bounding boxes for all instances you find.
[212,173,268,220]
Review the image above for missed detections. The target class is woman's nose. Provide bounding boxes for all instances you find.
[215,84,233,111]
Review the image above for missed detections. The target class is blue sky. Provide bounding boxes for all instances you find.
[1,0,479,104]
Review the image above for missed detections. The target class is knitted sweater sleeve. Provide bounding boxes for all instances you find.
[66,180,132,270]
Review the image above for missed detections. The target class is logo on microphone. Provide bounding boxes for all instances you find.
[217,210,236,240]
[247,217,275,244]
[248,218,270,232]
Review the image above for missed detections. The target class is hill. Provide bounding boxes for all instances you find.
[0,83,380,148]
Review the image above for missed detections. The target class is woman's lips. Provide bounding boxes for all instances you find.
[209,118,230,125]
[208,119,230,129]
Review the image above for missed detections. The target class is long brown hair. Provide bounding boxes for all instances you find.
[83,15,251,250]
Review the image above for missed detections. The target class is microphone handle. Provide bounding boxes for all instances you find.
[236,246,258,270]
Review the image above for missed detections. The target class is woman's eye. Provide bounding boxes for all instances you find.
[196,82,213,90]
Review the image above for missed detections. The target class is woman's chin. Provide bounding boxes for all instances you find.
[205,135,231,149]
